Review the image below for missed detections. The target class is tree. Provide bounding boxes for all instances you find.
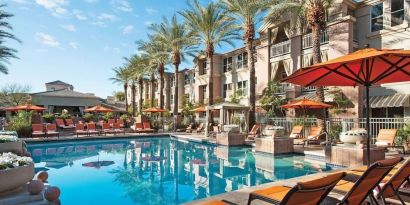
[113,91,125,101]
[149,15,198,121]
[0,83,31,106]
[180,0,239,106]
[110,66,131,111]
[0,4,21,75]
[265,0,333,129]
[259,81,286,116]
[126,55,149,116]
[137,36,169,110]
[219,0,268,129]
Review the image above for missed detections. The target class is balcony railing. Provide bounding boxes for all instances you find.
[302,30,329,49]
[270,40,291,57]
[301,85,316,92]
[275,83,292,94]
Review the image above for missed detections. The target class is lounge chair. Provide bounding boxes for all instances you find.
[375,129,405,154]
[86,123,100,136]
[185,123,194,133]
[75,123,88,137]
[65,118,75,128]
[131,122,143,132]
[306,126,324,145]
[247,124,260,140]
[117,118,125,128]
[46,124,59,137]
[108,119,115,127]
[32,124,45,138]
[101,123,114,135]
[193,123,204,133]
[289,125,304,138]
[55,119,71,130]
[246,172,346,204]
[113,123,125,135]
[142,121,155,133]
[331,157,402,205]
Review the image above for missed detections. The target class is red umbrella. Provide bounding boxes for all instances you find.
[84,105,113,113]
[5,104,46,112]
[282,48,410,166]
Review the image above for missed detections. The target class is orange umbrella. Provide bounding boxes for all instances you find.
[143,107,166,113]
[5,104,46,112]
[281,98,332,109]
[84,105,113,113]
[191,106,206,113]
[282,48,410,166]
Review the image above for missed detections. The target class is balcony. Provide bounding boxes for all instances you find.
[275,83,292,94]
[270,40,290,57]
[302,86,317,92]
[302,30,329,49]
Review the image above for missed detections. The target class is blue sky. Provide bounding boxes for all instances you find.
[2,0,245,98]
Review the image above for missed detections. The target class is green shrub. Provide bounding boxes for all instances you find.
[120,114,128,121]
[83,113,94,122]
[9,111,32,138]
[42,112,55,123]
[59,109,70,119]
[102,112,113,122]
[396,124,410,145]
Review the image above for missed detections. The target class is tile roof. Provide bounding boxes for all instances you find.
[31,89,99,99]
[45,80,72,86]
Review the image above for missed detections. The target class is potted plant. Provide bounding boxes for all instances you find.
[83,113,94,123]
[102,112,113,122]
[9,111,32,138]
[0,132,23,154]
[0,152,34,193]
[59,109,70,119]
[42,112,55,123]
[396,123,410,150]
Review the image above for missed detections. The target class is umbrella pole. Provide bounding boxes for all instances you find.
[366,85,371,167]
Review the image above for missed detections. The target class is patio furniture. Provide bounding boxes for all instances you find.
[65,118,75,128]
[289,125,303,139]
[131,123,143,132]
[184,123,194,133]
[307,126,324,145]
[375,129,405,154]
[55,119,73,130]
[46,124,59,137]
[101,123,114,135]
[86,123,99,136]
[117,118,125,128]
[247,172,346,205]
[193,123,204,133]
[113,123,125,135]
[247,124,260,140]
[32,124,45,138]
[108,119,115,127]
[75,124,88,137]
[142,121,155,133]
[331,157,402,205]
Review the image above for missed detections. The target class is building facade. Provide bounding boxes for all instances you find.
[128,0,410,118]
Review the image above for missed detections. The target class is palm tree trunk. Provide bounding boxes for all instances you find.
[124,83,128,113]
[159,63,165,109]
[150,72,155,107]
[131,83,136,117]
[173,64,179,117]
[312,26,326,130]
[139,79,144,113]
[247,39,256,129]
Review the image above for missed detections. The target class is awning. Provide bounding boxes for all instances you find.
[295,90,334,102]
[369,94,409,108]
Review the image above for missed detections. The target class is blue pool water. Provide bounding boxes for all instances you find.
[27,137,331,205]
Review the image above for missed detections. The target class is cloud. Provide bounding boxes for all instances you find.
[122,25,133,35]
[11,0,30,4]
[98,13,117,21]
[91,21,107,28]
[73,9,87,20]
[69,41,78,49]
[60,24,76,32]
[35,0,69,17]
[35,32,60,47]
[145,7,157,15]
[112,0,132,12]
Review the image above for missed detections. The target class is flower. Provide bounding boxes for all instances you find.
[0,152,32,170]
[0,135,18,143]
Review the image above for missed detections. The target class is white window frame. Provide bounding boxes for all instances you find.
[370,3,384,32]
[223,57,233,72]
[237,81,248,96]
[391,0,405,27]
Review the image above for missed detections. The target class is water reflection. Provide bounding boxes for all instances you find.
[27,138,330,205]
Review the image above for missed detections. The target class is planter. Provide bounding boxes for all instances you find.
[339,130,367,144]
[0,163,34,194]
[0,141,23,154]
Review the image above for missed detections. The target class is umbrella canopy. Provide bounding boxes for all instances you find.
[191,106,206,113]
[143,107,166,113]
[82,160,115,169]
[84,105,113,113]
[282,48,410,166]
[5,104,47,112]
[281,98,332,109]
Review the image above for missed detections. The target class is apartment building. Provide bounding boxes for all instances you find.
[128,0,409,118]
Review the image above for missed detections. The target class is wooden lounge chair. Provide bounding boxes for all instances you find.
[46,124,59,137]
[247,124,260,140]
[142,121,155,133]
[331,157,402,205]
[86,123,99,136]
[32,124,45,138]
[116,118,125,128]
[75,123,88,137]
[65,118,75,128]
[108,119,115,127]
[306,126,324,145]
[247,172,346,205]
[193,123,204,133]
[55,119,71,130]
[131,122,143,132]
[375,158,410,205]
[113,123,125,135]
[289,125,305,145]
[101,123,114,135]
[375,129,405,154]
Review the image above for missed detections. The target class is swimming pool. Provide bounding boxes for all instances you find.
[27,137,331,205]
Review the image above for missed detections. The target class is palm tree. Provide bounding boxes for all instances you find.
[126,55,149,116]
[110,66,131,112]
[137,37,169,109]
[265,0,333,129]
[180,0,239,107]
[0,4,21,74]
[149,15,198,119]
[219,0,268,128]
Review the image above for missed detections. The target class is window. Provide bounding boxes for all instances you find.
[184,74,190,85]
[223,83,232,98]
[391,0,404,27]
[237,52,248,69]
[371,3,383,32]
[237,81,248,96]
[200,85,207,102]
[223,57,233,72]
[199,61,207,75]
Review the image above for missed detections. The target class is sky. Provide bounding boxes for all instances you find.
[1,0,245,98]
